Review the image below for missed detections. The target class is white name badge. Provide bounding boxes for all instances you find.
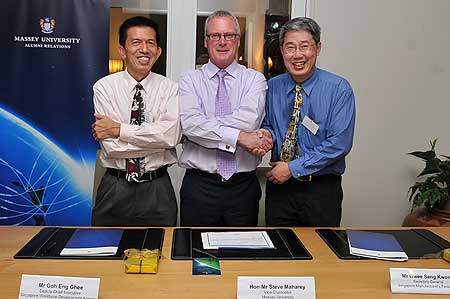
[19,274,100,299]
[390,268,450,294]
[302,115,319,135]
[237,276,315,299]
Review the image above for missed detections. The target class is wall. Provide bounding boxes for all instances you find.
[101,0,450,227]
[308,0,450,226]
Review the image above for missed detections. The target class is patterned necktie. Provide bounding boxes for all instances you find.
[281,83,303,162]
[215,70,237,180]
[125,83,146,182]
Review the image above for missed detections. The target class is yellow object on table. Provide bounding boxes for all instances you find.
[124,248,160,274]
[442,249,450,263]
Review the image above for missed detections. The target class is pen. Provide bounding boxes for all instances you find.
[40,242,57,256]
[192,248,218,259]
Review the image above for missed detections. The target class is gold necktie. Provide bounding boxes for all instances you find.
[280,83,302,162]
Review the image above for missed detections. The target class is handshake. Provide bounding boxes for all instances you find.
[237,128,273,157]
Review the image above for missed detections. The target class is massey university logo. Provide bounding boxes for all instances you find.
[40,17,55,34]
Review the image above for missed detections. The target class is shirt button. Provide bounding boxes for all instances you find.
[225,144,230,150]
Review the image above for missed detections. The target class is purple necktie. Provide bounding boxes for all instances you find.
[215,70,236,180]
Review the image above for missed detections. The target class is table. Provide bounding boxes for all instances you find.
[1,226,450,299]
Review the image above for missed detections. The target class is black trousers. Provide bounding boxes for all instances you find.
[180,169,261,226]
[92,171,177,227]
[265,174,343,227]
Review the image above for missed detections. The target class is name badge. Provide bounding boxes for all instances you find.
[19,274,100,299]
[390,268,450,294]
[237,276,315,299]
[302,115,319,135]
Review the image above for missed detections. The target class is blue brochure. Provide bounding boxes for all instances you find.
[60,229,124,256]
[346,230,408,261]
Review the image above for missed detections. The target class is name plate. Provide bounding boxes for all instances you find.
[19,274,100,299]
[237,276,315,299]
[390,268,450,294]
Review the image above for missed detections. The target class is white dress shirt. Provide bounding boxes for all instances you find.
[93,69,181,172]
[178,61,267,173]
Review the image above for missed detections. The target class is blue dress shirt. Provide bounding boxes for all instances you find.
[262,68,356,178]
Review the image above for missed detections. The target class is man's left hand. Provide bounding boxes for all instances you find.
[265,161,292,184]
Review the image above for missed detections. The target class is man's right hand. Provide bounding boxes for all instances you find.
[92,114,121,141]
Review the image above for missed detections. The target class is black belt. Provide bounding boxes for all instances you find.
[186,168,255,183]
[106,166,167,182]
[297,173,340,182]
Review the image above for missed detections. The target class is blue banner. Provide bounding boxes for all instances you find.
[0,0,110,225]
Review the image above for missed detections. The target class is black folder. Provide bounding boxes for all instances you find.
[171,228,312,260]
[316,228,450,260]
[14,227,164,260]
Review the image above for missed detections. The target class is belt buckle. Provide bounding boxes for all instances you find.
[299,175,312,182]
[148,171,156,181]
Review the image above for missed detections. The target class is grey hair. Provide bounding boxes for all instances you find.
[279,17,321,46]
[204,10,240,35]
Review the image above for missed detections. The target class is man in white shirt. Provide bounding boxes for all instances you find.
[91,16,180,226]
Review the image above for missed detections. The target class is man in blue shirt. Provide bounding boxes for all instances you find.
[260,17,356,226]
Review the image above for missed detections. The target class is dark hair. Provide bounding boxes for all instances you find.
[279,17,321,46]
[119,16,160,47]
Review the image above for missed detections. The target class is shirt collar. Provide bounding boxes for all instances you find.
[204,60,239,79]
[285,67,319,96]
[124,68,154,94]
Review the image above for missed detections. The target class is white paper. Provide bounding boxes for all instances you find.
[19,274,100,299]
[201,231,275,249]
[238,276,315,299]
[390,268,450,294]
[60,246,118,256]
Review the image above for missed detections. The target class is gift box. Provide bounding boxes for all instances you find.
[124,248,160,274]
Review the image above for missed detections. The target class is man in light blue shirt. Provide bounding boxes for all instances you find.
[261,17,355,226]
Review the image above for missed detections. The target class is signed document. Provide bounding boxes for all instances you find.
[201,231,275,250]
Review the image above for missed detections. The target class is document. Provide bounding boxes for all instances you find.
[60,228,124,256]
[346,230,408,261]
[201,231,275,250]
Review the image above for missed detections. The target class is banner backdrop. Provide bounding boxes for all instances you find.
[0,0,110,225]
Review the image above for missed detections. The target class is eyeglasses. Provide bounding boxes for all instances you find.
[283,44,316,54]
[206,33,240,41]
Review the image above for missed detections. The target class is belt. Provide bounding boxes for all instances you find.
[106,166,167,182]
[297,173,340,182]
[186,169,255,183]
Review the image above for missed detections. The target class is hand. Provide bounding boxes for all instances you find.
[250,129,273,156]
[91,114,121,141]
[238,129,273,156]
[265,161,292,184]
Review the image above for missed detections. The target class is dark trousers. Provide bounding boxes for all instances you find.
[180,169,261,226]
[92,171,177,227]
[265,174,343,227]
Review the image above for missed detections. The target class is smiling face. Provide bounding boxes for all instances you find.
[281,29,321,83]
[204,16,240,69]
[119,26,162,81]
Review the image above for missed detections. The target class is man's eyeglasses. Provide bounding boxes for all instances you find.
[206,33,240,41]
[284,44,316,54]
